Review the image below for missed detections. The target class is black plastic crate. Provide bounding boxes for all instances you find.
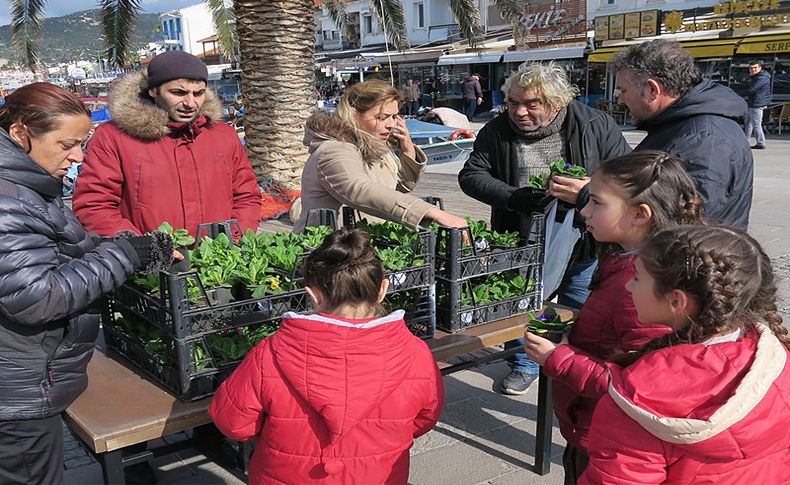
[436,265,543,332]
[434,214,544,281]
[109,271,309,339]
[103,316,256,401]
[382,285,436,340]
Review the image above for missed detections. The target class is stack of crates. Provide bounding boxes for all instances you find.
[103,270,310,401]
[433,213,545,332]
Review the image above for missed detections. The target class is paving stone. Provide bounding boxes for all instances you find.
[409,438,518,485]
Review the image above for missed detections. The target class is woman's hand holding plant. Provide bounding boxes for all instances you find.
[523,331,560,366]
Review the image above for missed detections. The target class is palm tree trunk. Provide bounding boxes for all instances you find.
[234,0,315,186]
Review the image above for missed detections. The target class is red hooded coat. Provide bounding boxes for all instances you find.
[72,71,261,237]
[209,310,444,484]
[542,253,670,450]
[581,324,790,484]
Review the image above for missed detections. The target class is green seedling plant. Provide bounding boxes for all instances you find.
[156,221,196,247]
[525,158,587,189]
[191,233,243,288]
[525,307,574,334]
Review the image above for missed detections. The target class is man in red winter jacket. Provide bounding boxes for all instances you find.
[73,51,261,237]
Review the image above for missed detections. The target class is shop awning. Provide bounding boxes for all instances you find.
[681,38,739,58]
[588,37,739,63]
[736,32,790,55]
[503,44,586,63]
[362,48,445,64]
[436,52,503,65]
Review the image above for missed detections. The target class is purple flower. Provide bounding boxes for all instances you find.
[537,313,552,321]
[564,162,572,170]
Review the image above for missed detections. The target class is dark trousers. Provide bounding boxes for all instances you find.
[405,100,419,116]
[464,98,477,121]
[562,444,590,484]
[0,415,64,484]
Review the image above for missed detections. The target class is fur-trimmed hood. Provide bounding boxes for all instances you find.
[108,70,224,141]
[303,110,390,163]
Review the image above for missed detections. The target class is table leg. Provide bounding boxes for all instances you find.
[534,369,553,475]
[100,449,126,485]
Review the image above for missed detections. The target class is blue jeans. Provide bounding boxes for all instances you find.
[464,98,477,121]
[505,257,598,374]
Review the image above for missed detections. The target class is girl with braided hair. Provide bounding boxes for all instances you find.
[523,150,704,483]
[581,225,790,484]
[209,227,443,484]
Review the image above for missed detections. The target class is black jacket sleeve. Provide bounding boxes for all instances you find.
[458,126,516,210]
[0,200,137,327]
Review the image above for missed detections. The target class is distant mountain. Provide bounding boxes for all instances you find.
[0,9,161,66]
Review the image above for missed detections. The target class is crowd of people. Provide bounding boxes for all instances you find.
[0,40,787,485]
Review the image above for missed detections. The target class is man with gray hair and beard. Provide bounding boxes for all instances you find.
[459,62,630,396]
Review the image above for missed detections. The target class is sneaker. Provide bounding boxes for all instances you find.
[751,144,766,149]
[500,370,539,395]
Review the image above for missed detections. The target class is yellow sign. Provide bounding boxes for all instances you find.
[714,0,780,15]
[665,11,790,32]
[738,38,790,53]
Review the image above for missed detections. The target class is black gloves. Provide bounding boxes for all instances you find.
[507,187,553,213]
[117,231,174,274]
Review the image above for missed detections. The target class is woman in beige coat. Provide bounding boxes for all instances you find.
[294,80,467,233]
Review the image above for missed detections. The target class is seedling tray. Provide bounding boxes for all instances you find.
[436,265,543,333]
[434,213,544,280]
[108,271,309,339]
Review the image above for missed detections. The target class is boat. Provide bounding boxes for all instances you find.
[405,118,475,166]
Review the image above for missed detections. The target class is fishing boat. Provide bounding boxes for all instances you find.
[405,118,475,166]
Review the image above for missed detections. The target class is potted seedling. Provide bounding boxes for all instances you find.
[525,308,574,343]
[156,222,196,273]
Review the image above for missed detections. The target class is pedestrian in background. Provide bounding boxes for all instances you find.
[744,59,772,149]
[612,39,753,230]
[463,73,483,121]
[401,78,420,116]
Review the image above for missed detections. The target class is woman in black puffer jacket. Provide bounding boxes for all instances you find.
[0,83,172,483]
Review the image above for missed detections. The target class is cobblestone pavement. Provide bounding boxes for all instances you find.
[63,129,790,484]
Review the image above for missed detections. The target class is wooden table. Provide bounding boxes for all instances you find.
[66,310,568,484]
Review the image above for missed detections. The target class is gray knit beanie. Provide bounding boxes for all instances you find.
[146,51,208,88]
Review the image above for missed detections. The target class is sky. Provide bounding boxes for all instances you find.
[0,0,199,27]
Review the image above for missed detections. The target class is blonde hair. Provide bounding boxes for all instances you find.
[502,62,579,110]
[336,80,402,175]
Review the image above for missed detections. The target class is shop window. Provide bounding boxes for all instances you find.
[436,65,469,99]
[774,58,790,100]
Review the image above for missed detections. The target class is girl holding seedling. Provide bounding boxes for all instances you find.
[580,226,790,484]
[523,150,703,483]
[209,227,444,484]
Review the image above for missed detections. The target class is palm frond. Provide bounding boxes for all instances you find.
[448,0,484,47]
[370,0,408,51]
[208,0,236,58]
[10,0,47,71]
[322,0,348,33]
[100,0,143,67]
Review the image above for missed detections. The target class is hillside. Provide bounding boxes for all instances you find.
[0,9,160,65]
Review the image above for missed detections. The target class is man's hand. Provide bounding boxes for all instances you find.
[548,175,590,205]
[523,330,559,366]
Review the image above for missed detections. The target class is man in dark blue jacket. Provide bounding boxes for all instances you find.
[612,39,753,230]
[459,62,630,395]
[744,60,772,149]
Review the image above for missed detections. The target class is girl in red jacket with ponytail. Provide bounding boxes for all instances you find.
[523,150,703,483]
[209,227,443,484]
[581,226,790,484]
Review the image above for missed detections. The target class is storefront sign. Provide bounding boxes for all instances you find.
[664,0,788,33]
[594,9,659,41]
[487,0,587,47]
